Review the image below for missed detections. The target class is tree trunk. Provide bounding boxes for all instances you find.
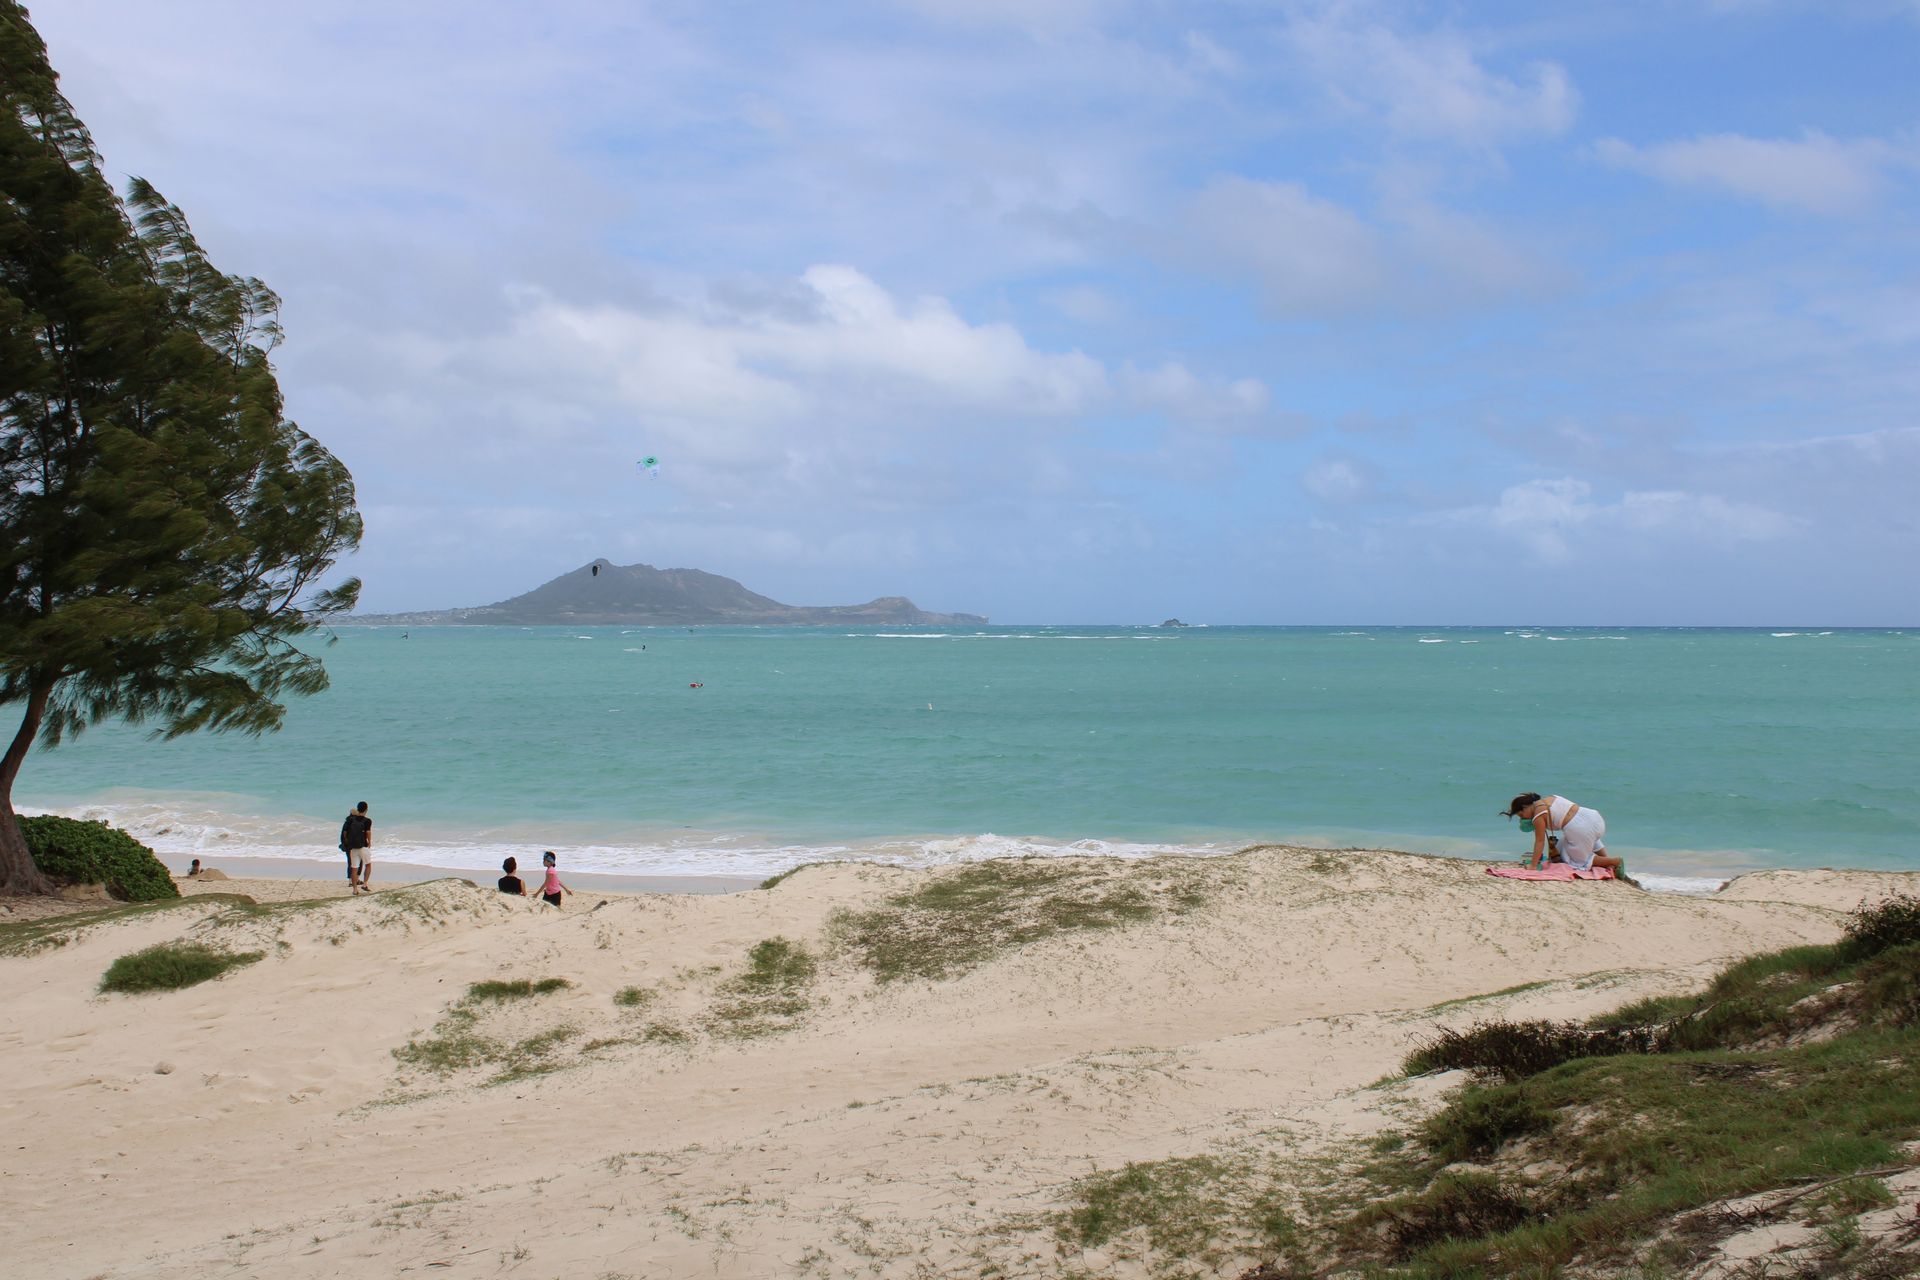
[0,678,56,896]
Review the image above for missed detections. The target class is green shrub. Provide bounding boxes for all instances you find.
[1840,894,1920,963]
[100,942,262,993]
[20,815,178,902]
[1856,944,1920,1027]
[1420,1085,1552,1163]
[1351,1172,1537,1258]
[1405,1019,1657,1081]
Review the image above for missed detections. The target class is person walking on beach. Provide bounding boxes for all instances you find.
[1504,792,1628,880]
[537,851,570,908]
[339,801,374,894]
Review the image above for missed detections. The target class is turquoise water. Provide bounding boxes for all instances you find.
[17,625,1919,889]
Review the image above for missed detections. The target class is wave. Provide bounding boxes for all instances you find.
[1634,872,1729,896]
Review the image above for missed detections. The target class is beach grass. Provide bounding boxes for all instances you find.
[1259,896,1920,1277]
[829,857,1205,983]
[493,1025,582,1082]
[701,937,817,1039]
[468,977,571,1001]
[1056,1151,1301,1271]
[0,895,245,958]
[757,862,838,891]
[613,985,655,1009]
[99,941,265,993]
[395,977,577,1081]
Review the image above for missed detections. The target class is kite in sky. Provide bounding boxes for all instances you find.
[639,456,660,478]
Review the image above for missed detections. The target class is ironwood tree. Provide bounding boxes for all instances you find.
[1,4,362,894]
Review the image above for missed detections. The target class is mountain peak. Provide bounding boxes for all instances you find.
[356,561,987,626]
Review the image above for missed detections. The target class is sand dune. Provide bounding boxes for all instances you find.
[1,848,1909,1279]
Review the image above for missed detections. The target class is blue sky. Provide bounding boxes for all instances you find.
[33,0,1920,623]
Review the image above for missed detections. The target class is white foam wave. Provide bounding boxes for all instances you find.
[1634,872,1730,896]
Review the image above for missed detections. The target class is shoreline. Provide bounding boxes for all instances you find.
[169,853,759,896]
[21,796,1775,893]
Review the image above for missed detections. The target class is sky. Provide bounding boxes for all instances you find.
[29,0,1920,624]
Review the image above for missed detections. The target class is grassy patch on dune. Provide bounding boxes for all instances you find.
[1205,893,1920,1279]
[1042,895,1920,1279]
[0,896,224,958]
[468,977,570,1001]
[757,862,839,891]
[394,976,581,1083]
[99,941,264,993]
[700,937,818,1039]
[1052,1151,1302,1273]
[829,857,1209,983]
[3,881,482,963]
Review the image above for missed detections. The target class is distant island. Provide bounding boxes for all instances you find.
[352,560,988,627]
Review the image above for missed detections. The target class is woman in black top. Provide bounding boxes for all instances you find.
[498,856,526,896]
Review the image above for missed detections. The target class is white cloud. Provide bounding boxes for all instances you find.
[1451,478,1798,562]
[330,264,1275,520]
[1178,177,1557,317]
[1303,456,1368,502]
[495,265,1111,430]
[1120,362,1272,426]
[1184,178,1392,313]
[1042,284,1124,325]
[1282,4,1577,147]
[1597,131,1898,215]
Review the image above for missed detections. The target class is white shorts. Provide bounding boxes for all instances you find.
[349,847,370,870]
[1559,809,1606,869]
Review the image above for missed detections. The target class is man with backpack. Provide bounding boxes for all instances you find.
[339,802,374,894]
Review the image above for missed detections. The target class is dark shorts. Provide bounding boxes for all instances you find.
[544,892,563,907]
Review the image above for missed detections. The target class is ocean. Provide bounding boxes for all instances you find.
[16,625,1918,894]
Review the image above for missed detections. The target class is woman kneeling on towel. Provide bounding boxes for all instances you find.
[1503,792,1628,879]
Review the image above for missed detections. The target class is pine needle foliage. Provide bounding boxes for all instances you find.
[0,4,361,892]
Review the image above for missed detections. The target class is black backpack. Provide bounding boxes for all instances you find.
[339,813,367,851]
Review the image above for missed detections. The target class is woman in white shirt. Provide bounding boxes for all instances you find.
[1503,792,1628,879]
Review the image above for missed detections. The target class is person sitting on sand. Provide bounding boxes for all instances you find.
[1504,792,1628,879]
[537,851,570,908]
[187,858,202,877]
[498,856,526,896]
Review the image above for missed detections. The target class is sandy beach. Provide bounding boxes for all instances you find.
[2,846,1912,1279]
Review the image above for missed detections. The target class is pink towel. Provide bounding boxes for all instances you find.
[1487,864,1614,881]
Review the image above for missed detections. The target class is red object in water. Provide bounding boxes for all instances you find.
[689,682,703,688]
